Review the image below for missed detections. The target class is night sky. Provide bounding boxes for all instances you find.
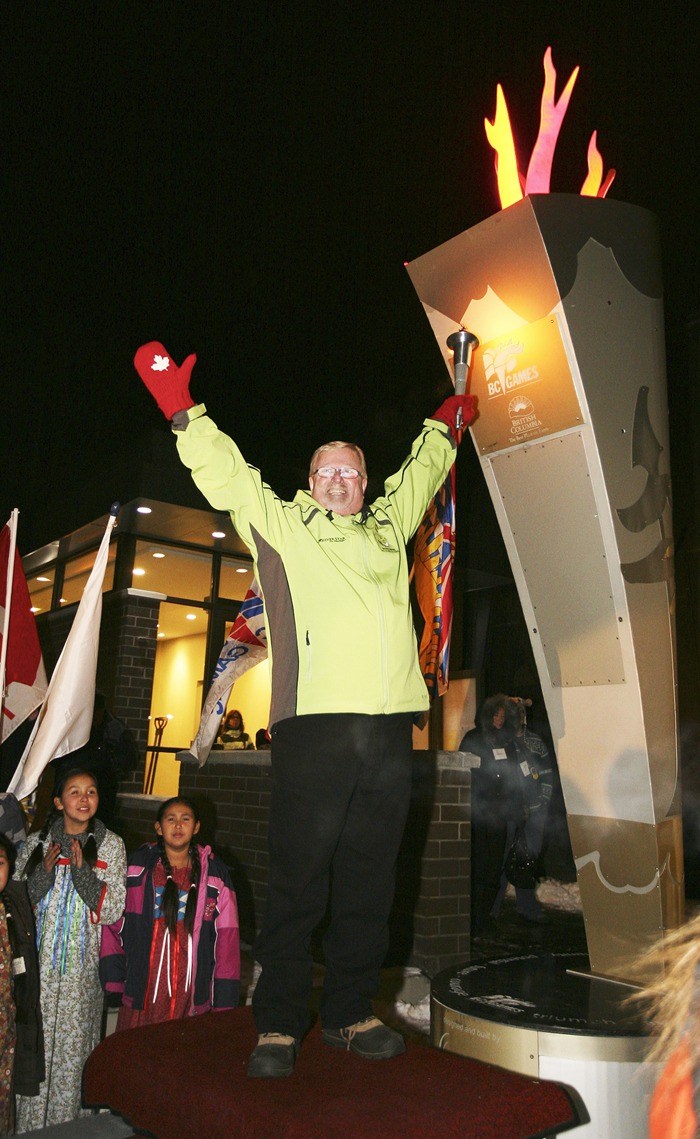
[3,3,698,559]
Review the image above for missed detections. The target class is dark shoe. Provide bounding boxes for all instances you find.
[322,1016,405,1059]
[247,1033,298,1078]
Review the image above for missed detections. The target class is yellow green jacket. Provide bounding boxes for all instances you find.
[177,409,456,726]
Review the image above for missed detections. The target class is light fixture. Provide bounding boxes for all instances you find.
[59,598,66,604]
[152,552,166,559]
[132,568,146,577]
[30,606,41,613]
[236,567,248,574]
[137,506,152,515]
[37,576,50,583]
[186,613,197,621]
[157,632,165,639]
[212,530,226,539]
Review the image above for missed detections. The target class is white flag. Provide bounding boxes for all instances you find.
[8,508,118,801]
[183,580,267,767]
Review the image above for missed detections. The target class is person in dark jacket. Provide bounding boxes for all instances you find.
[461,695,553,931]
[460,694,515,933]
[490,698,553,923]
[0,831,44,1132]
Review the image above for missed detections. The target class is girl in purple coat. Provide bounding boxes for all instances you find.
[99,797,240,1028]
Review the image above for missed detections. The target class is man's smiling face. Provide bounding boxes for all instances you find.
[309,446,367,516]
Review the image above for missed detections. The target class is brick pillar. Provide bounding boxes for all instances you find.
[393,751,473,976]
[100,592,160,793]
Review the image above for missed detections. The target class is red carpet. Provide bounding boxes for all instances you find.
[83,1006,582,1138]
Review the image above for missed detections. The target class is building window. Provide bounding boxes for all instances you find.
[219,556,255,600]
[133,541,213,601]
[59,547,116,607]
[27,569,55,616]
[146,601,209,796]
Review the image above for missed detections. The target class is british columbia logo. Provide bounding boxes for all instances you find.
[484,339,543,438]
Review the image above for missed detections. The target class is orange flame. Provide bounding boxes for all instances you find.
[485,47,616,210]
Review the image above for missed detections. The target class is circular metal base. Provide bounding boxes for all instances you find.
[431,952,655,1137]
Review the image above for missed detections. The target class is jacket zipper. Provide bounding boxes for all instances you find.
[359,526,389,709]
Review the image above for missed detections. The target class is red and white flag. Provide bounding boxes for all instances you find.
[7,507,118,802]
[0,511,47,744]
[185,579,268,767]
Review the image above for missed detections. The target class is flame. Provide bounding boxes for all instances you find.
[581,130,617,197]
[525,47,579,194]
[486,47,615,210]
[484,85,522,209]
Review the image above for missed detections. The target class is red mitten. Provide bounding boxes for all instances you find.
[134,342,197,420]
[431,393,478,442]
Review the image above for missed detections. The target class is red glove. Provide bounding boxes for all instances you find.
[431,393,478,442]
[134,342,197,420]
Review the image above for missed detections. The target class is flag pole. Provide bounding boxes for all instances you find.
[0,508,20,711]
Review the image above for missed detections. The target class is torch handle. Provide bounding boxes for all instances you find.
[446,329,479,429]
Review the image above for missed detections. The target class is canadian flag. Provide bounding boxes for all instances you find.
[0,512,47,744]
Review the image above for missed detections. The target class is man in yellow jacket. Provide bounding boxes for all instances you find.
[135,342,476,1077]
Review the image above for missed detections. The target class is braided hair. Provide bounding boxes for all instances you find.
[155,797,201,936]
[22,767,99,879]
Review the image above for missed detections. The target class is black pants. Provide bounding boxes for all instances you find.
[252,712,414,1040]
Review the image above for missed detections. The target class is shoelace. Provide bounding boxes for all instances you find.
[340,1016,382,1043]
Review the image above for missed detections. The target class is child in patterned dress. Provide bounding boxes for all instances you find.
[14,768,126,1131]
[100,796,240,1029]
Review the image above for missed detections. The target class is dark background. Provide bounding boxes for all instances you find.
[3,3,697,554]
[3,3,699,889]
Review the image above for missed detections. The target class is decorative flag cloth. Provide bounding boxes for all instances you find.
[413,465,457,701]
[0,511,47,743]
[7,507,118,802]
[186,580,268,767]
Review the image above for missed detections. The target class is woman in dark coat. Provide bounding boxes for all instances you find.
[0,830,44,1133]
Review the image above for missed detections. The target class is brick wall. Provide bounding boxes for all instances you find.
[100,592,160,793]
[393,752,473,975]
[178,753,271,947]
[119,749,476,976]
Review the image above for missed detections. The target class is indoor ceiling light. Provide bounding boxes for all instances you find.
[152,552,166,559]
[136,506,152,514]
[212,530,226,539]
[37,576,50,583]
[186,613,197,621]
[236,567,248,574]
[132,568,146,576]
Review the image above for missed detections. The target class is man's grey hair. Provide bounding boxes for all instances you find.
[309,441,367,478]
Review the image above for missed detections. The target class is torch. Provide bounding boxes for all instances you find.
[446,329,479,429]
